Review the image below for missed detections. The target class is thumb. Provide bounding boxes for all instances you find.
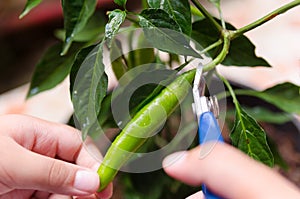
[0,137,99,196]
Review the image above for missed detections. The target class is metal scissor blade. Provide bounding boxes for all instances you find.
[192,64,208,121]
[192,64,219,121]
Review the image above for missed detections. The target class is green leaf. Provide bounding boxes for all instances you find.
[19,0,42,18]
[192,19,270,66]
[70,45,96,94]
[147,0,160,8]
[27,43,81,98]
[224,35,269,66]
[55,11,106,43]
[114,0,127,7]
[70,45,118,132]
[105,9,126,47]
[139,8,201,58]
[230,106,274,167]
[267,137,289,170]
[72,59,116,132]
[228,106,292,124]
[71,42,108,139]
[235,83,300,115]
[110,39,128,80]
[61,0,97,55]
[97,93,118,130]
[148,0,192,35]
[139,8,180,31]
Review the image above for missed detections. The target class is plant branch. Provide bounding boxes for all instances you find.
[218,6,226,30]
[203,31,230,72]
[199,38,223,55]
[126,13,139,25]
[216,89,261,101]
[217,74,244,130]
[231,0,300,38]
[190,0,223,32]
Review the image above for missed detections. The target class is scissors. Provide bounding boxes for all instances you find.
[192,64,225,199]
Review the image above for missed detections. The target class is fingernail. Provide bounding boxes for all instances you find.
[163,151,187,168]
[74,170,99,193]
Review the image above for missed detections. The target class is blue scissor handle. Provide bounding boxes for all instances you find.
[199,112,224,199]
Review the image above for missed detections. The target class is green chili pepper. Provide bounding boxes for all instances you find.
[97,69,195,191]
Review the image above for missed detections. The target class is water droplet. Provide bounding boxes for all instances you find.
[30,87,39,95]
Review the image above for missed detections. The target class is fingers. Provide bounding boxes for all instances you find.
[32,191,51,198]
[163,142,300,199]
[77,138,113,199]
[0,136,99,196]
[76,137,103,171]
[0,114,83,161]
[0,189,34,198]
[0,115,112,198]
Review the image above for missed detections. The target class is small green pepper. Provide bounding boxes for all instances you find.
[97,69,195,191]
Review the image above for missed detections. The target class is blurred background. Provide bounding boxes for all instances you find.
[0,0,299,193]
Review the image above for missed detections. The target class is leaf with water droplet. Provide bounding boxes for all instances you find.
[139,8,201,58]
[61,0,97,55]
[105,9,126,48]
[148,0,192,36]
[27,43,82,98]
[70,42,108,139]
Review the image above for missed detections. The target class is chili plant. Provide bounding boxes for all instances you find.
[21,0,300,198]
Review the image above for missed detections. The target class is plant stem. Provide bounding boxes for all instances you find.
[218,6,226,30]
[199,38,223,55]
[126,13,139,25]
[217,74,244,131]
[231,0,300,38]
[218,74,238,107]
[190,0,223,32]
[203,31,230,72]
[216,89,261,101]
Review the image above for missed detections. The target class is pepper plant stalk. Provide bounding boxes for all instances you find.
[231,0,300,39]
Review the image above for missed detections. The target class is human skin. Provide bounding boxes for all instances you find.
[163,142,300,199]
[0,114,112,199]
